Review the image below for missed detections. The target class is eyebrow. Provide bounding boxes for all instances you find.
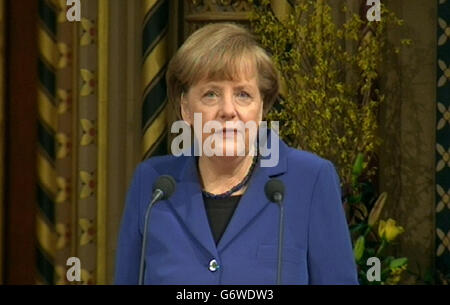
[200,83,256,91]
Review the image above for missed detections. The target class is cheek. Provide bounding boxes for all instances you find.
[240,104,263,124]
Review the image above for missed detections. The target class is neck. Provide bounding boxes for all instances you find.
[198,155,254,195]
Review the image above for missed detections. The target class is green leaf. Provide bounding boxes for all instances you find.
[347,194,363,204]
[389,257,408,269]
[354,236,365,262]
[350,223,366,233]
[352,153,364,177]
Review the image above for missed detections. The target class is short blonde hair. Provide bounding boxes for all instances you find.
[166,23,279,119]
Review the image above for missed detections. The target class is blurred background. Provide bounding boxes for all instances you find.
[0,0,448,285]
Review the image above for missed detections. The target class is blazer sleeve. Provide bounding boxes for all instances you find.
[114,165,143,284]
[307,160,359,284]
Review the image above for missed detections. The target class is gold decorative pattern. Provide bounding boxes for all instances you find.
[79,218,95,245]
[437,102,450,130]
[80,18,96,46]
[80,119,96,146]
[438,59,450,87]
[80,69,96,96]
[56,176,70,203]
[79,170,96,199]
[437,228,450,256]
[436,143,450,172]
[56,132,70,159]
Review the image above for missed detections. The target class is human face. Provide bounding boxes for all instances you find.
[181,71,263,158]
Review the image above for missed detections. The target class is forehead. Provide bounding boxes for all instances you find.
[190,53,259,89]
[194,77,258,90]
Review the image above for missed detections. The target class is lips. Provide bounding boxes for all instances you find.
[220,128,237,138]
[212,128,241,139]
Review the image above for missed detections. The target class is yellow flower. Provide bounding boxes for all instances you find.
[378,219,404,242]
[386,264,407,285]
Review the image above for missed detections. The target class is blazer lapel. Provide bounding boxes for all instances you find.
[216,163,271,252]
[217,134,289,252]
[167,156,219,258]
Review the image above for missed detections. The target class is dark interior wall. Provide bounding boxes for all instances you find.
[4,0,38,284]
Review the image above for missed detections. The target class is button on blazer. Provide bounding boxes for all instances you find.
[114,136,359,285]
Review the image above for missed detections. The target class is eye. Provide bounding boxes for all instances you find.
[237,91,251,99]
[203,90,218,98]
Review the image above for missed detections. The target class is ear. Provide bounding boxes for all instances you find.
[180,92,192,125]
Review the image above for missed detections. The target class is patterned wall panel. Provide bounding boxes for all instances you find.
[436,0,450,282]
[36,0,109,284]
[37,0,58,284]
[142,0,169,159]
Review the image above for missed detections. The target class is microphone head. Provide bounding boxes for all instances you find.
[265,179,285,203]
[153,175,176,200]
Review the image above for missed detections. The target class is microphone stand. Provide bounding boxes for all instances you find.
[138,189,163,285]
[274,192,284,285]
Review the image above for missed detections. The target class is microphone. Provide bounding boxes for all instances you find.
[264,179,285,285]
[138,175,176,285]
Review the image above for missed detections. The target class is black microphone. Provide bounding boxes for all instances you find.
[138,175,176,285]
[265,179,285,285]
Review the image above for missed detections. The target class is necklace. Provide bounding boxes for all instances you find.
[201,155,259,199]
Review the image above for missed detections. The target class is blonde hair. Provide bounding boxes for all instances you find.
[166,23,279,119]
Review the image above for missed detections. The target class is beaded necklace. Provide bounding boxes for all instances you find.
[201,154,259,199]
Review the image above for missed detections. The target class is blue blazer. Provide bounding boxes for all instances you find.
[114,137,359,285]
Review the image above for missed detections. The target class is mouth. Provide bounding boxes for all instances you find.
[216,128,239,138]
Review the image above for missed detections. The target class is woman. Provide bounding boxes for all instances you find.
[115,23,358,285]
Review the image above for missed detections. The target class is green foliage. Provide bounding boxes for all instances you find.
[249,0,410,285]
[249,0,406,187]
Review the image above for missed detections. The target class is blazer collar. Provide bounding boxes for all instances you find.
[168,130,289,257]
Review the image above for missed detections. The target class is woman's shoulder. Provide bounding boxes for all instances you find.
[133,154,188,179]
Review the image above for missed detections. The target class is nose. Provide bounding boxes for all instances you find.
[218,92,237,121]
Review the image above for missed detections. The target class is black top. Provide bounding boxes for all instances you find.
[203,195,242,245]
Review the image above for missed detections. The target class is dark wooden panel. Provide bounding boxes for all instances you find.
[4,0,38,284]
